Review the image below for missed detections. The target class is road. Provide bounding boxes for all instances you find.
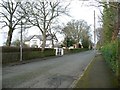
[3,50,95,88]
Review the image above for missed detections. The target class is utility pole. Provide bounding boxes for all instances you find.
[94,10,96,51]
[20,21,23,62]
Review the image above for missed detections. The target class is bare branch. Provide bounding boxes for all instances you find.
[0,12,10,22]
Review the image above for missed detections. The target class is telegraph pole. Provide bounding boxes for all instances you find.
[20,21,23,62]
[94,10,96,51]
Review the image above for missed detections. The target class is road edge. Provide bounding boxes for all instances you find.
[69,53,96,88]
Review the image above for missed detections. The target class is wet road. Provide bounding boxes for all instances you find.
[3,50,95,88]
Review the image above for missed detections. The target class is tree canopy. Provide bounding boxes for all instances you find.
[62,19,91,48]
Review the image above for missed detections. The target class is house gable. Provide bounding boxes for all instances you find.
[25,34,58,48]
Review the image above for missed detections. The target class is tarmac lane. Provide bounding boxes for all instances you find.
[2,50,95,88]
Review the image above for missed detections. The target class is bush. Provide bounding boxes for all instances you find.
[2,46,88,64]
[70,48,88,53]
[64,48,89,54]
[1,46,54,53]
[2,47,55,64]
[2,46,20,53]
[101,41,118,73]
[23,50,55,60]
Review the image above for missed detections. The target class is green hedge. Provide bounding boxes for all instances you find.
[22,50,55,60]
[1,46,54,53]
[101,41,118,73]
[69,48,89,53]
[64,48,89,54]
[2,46,88,64]
[2,47,55,64]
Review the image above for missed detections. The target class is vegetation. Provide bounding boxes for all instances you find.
[68,48,89,53]
[62,37,76,48]
[96,1,120,87]
[2,46,88,64]
[0,0,70,51]
[20,1,70,51]
[0,0,24,46]
[11,39,28,47]
[2,46,55,64]
[62,19,92,48]
[101,41,118,72]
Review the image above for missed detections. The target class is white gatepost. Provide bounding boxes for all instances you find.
[61,48,64,55]
[55,47,58,56]
[55,48,64,56]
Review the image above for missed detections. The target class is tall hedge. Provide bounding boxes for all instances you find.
[2,46,89,64]
[2,46,55,64]
[101,41,118,73]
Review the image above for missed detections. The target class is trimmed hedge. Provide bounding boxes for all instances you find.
[2,46,42,53]
[22,50,55,60]
[69,48,89,53]
[64,48,89,54]
[2,46,55,64]
[1,46,55,53]
[2,46,89,64]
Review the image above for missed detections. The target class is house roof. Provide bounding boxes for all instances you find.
[25,34,58,41]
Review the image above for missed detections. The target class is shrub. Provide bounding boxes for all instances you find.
[101,41,118,73]
[2,46,88,64]
[23,50,55,60]
[1,46,53,53]
[2,46,20,53]
[64,48,89,54]
[2,47,55,64]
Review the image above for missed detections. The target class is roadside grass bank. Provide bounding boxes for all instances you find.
[74,54,118,88]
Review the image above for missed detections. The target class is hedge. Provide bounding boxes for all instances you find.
[1,46,89,64]
[64,48,89,54]
[1,46,44,53]
[2,46,55,64]
[22,50,55,60]
[69,48,89,53]
[101,41,118,73]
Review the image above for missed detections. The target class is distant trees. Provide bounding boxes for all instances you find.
[62,37,76,48]
[62,19,91,48]
[11,39,28,47]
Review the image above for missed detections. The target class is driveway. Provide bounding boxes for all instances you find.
[2,50,95,88]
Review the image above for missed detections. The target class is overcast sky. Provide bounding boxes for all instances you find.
[0,0,102,46]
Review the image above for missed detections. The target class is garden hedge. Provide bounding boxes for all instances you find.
[1,46,89,64]
[101,41,118,73]
[2,46,55,64]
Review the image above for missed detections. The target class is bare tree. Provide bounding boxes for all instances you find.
[21,0,70,51]
[0,0,25,46]
[62,19,91,48]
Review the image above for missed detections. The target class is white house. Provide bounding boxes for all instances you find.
[25,34,58,48]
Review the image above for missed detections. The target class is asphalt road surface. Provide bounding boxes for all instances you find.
[3,50,95,88]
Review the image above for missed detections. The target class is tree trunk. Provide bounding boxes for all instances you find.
[41,32,46,52]
[6,28,13,46]
[51,36,54,49]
